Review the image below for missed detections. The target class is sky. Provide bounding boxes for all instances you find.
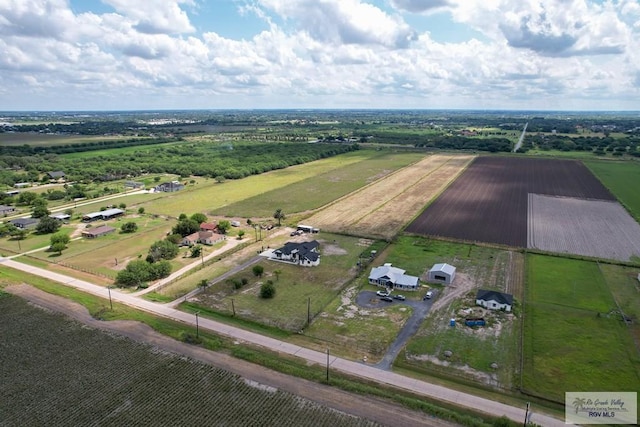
[0,0,639,111]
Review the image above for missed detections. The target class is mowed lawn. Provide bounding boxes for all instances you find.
[586,160,640,221]
[136,150,383,217]
[212,151,426,218]
[522,254,640,401]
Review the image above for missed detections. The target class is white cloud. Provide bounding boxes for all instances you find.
[256,0,417,48]
[0,0,638,110]
[102,0,195,34]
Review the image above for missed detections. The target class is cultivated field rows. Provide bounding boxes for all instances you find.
[407,156,617,248]
[527,194,640,261]
[307,154,475,239]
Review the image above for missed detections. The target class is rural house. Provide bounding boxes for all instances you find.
[155,181,184,192]
[475,289,514,312]
[180,231,225,247]
[124,181,144,189]
[47,171,66,181]
[82,225,116,238]
[272,240,320,266]
[9,217,38,229]
[199,223,217,232]
[0,205,15,216]
[368,263,419,291]
[427,263,456,285]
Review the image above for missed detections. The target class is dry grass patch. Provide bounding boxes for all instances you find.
[306,154,474,239]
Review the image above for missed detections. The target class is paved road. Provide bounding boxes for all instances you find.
[0,258,565,427]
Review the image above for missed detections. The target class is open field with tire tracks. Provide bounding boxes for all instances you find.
[305,154,475,240]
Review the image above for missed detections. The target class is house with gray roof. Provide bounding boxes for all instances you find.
[272,240,320,266]
[9,217,38,229]
[475,289,513,312]
[82,208,125,222]
[0,205,15,216]
[368,263,419,291]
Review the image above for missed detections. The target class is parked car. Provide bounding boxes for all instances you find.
[424,291,433,300]
[376,290,390,297]
[393,295,406,301]
[380,296,393,302]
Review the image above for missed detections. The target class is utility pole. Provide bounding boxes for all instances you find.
[231,299,236,316]
[326,348,330,382]
[108,287,113,310]
[523,402,530,426]
[307,297,311,326]
[195,311,200,338]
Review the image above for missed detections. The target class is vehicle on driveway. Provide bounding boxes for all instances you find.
[376,290,390,297]
[380,296,393,302]
[393,294,406,301]
[424,291,433,300]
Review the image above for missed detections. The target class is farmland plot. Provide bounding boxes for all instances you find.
[306,154,474,240]
[527,194,640,261]
[406,157,615,247]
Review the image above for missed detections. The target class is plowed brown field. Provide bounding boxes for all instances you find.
[306,154,475,240]
[406,156,615,247]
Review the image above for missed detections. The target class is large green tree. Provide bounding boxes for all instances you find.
[147,240,179,262]
[172,218,200,237]
[36,216,61,234]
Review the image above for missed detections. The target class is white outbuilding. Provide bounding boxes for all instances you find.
[427,263,456,285]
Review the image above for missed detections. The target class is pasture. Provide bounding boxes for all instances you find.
[522,254,640,401]
[0,294,376,427]
[586,160,640,221]
[135,150,383,217]
[211,151,426,218]
[0,133,132,146]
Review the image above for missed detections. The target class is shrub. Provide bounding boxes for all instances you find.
[260,281,275,299]
[252,265,264,277]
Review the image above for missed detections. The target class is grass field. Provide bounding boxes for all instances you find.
[0,133,134,146]
[135,150,385,217]
[522,254,640,401]
[191,233,370,332]
[211,151,426,218]
[397,238,522,388]
[586,160,640,221]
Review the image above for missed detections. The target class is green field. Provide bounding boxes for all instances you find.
[586,160,640,220]
[0,133,133,146]
[212,151,425,217]
[522,254,640,401]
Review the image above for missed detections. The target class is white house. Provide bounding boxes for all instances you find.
[475,289,514,312]
[427,263,456,285]
[181,231,225,247]
[368,263,419,291]
[272,240,320,266]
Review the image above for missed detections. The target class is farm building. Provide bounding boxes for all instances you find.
[368,263,419,291]
[82,208,125,222]
[297,224,320,233]
[155,181,184,192]
[14,182,30,188]
[427,263,456,285]
[0,205,15,216]
[475,289,513,312]
[199,223,217,232]
[50,213,70,222]
[272,240,320,266]
[9,217,38,229]
[82,225,116,238]
[124,181,144,189]
[181,231,225,247]
[47,171,65,180]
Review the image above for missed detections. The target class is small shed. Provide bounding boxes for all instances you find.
[427,263,456,285]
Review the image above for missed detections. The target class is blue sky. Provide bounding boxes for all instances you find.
[0,0,639,111]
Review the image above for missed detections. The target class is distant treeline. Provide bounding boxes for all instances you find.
[0,137,180,156]
[366,131,512,152]
[0,142,358,186]
[523,134,640,156]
